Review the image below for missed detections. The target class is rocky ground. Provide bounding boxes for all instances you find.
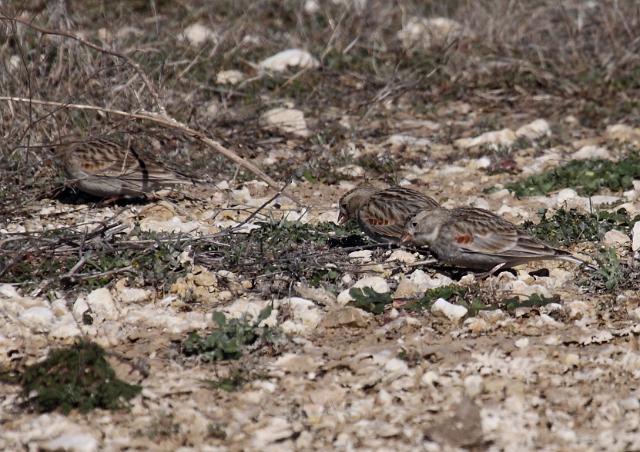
[2,1,640,451]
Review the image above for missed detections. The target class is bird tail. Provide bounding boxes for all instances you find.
[557,253,599,271]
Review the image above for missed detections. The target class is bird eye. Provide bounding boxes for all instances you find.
[412,222,417,227]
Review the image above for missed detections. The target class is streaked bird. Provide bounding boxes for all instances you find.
[338,184,439,243]
[402,206,594,272]
[55,137,196,199]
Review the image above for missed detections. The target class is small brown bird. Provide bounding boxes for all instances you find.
[401,206,592,271]
[56,137,195,199]
[338,184,439,243]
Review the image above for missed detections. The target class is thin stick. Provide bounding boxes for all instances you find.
[64,253,89,278]
[0,96,304,205]
[229,182,291,233]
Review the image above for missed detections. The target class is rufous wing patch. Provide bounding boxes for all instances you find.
[455,233,473,244]
[368,216,392,226]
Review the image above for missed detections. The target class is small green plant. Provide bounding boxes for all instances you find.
[348,287,392,314]
[250,221,358,249]
[502,293,561,313]
[405,285,469,311]
[593,247,623,291]
[21,341,141,414]
[456,298,493,317]
[182,306,278,361]
[523,208,639,246]
[506,155,640,197]
[403,285,559,317]
[309,268,340,288]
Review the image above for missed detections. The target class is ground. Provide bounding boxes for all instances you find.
[1,1,640,450]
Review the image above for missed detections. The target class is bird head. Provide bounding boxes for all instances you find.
[402,208,448,246]
[337,185,377,224]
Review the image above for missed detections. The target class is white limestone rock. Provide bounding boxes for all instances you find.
[278,297,324,335]
[455,128,517,149]
[603,229,631,247]
[398,17,467,51]
[515,119,551,141]
[216,69,245,85]
[633,221,640,253]
[0,284,19,298]
[258,49,319,72]
[606,124,640,143]
[260,108,310,138]
[408,269,453,291]
[571,145,611,160]
[86,288,119,321]
[179,23,217,47]
[431,298,467,321]
[19,306,55,332]
[337,276,390,305]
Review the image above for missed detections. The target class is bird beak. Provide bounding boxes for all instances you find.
[337,212,347,225]
[400,232,413,244]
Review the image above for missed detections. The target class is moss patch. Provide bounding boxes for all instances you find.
[21,342,141,414]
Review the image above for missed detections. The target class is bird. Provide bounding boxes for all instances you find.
[338,184,439,243]
[401,206,594,272]
[55,137,196,199]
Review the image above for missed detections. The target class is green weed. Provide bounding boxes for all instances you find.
[403,284,559,318]
[501,293,561,313]
[309,268,341,288]
[404,285,469,311]
[523,208,639,246]
[348,287,392,314]
[593,247,623,291]
[21,341,141,413]
[506,155,640,197]
[182,306,279,361]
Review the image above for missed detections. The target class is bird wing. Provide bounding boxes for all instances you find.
[375,187,439,211]
[357,202,406,239]
[67,139,191,185]
[359,187,439,240]
[445,207,520,255]
[447,207,559,258]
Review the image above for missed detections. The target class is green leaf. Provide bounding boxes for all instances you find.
[348,287,392,315]
[404,285,468,311]
[212,311,227,327]
[256,304,273,325]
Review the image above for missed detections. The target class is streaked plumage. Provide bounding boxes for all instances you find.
[56,137,194,198]
[402,206,592,271]
[338,185,439,243]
